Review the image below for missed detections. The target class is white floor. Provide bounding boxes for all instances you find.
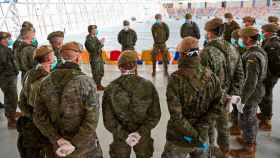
[1,64,280,158]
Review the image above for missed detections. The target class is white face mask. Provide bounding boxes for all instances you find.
[124,26,129,31]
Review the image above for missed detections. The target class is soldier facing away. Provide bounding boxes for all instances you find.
[180,13,200,39]
[161,37,223,158]
[118,20,137,51]
[102,50,161,158]
[0,32,19,129]
[17,45,54,158]
[230,27,268,158]
[223,13,240,43]
[85,25,106,91]
[258,24,280,131]
[200,17,244,158]
[33,42,103,158]
[151,13,170,76]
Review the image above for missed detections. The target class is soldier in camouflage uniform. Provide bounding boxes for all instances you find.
[0,32,19,129]
[85,25,105,91]
[200,18,244,158]
[33,42,103,158]
[102,50,161,158]
[47,31,64,67]
[161,37,223,158]
[258,24,280,131]
[180,13,200,39]
[243,16,256,27]
[118,20,137,51]
[13,21,35,51]
[223,13,240,43]
[230,27,268,158]
[17,45,54,158]
[14,27,37,83]
[268,16,279,26]
[151,13,170,76]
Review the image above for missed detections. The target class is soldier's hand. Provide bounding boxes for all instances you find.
[57,138,71,147]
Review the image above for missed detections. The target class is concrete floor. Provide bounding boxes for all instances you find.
[1,64,280,158]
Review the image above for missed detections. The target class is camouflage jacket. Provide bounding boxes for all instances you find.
[166,60,223,147]
[223,21,240,42]
[19,65,49,118]
[85,35,103,62]
[180,21,200,39]
[200,38,244,96]
[118,29,137,49]
[53,47,62,64]
[102,74,161,139]
[151,22,170,44]
[14,41,36,72]
[0,44,18,78]
[241,46,268,105]
[33,62,100,154]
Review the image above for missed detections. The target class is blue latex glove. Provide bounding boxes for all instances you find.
[183,136,193,143]
[198,143,209,151]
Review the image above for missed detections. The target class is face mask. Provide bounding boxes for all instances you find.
[51,56,58,71]
[259,32,265,42]
[185,19,191,24]
[8,39,13,48]
[238,39,245,48]
[124,26,129,31]
[96,30,99,36]
[32,37,38,47]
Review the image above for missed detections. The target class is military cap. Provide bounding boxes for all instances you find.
[123,20,130,26]
[22,21,33,29]
[0,32,11,40]
[261,24,279,33]
[239,26,259,37]
[185,13,192,19]
[268,16,279,23]
[88,25,97,33]
[155,14,162,19]
[231,29,240,40]
[205,18,223,31]
[118,50,137,66]
[33,45,53,60]
[224,12,233,19]
[177,37,198,53]
[61,41,83,53]
[243,16,255,23]
[47,31,64,41]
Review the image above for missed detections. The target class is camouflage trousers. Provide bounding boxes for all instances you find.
[231,104,239,126]
[209,108,230,148]
[110,134,154,158]
[258,75,279,120]
[90,60,104,85]
[122,46,135,51]
[239,104,258,144]
[161,141,208,158]
[152,43,169,71]
[0,76,18,118]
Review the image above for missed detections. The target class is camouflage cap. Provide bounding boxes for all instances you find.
[177,37,198,53]
[239,26,259,37]
[231,29,240,40]
[33,45,53,60]
[268,16,279,23]
[224,12,233,19]
[123,20,130,26]
[185,13,192,19]
[47,31,64,41]
[261,24,280,33]
[118,50,137,66]
[243,16,255,23]
[61,41,83,53]
[0,32,11,40]
[205,18,223,32]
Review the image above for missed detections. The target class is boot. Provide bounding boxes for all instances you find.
[7,114,17,129]
[97,85,106,91]
[259,119,272,132]
[230,125,242,136]
[256,113,262,120]
[219,146,230,158]
[236,136,246,146]
[211,146,229,158]
[230,144,256,158]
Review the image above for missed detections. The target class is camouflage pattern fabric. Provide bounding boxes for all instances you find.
[223,20,240,42]
[118,29,137,51]
[180,21,200,39]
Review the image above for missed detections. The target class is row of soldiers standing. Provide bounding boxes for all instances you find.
[0,12,279,158]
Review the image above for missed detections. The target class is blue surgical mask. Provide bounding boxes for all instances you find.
[32,37,38,47]
[231,38,237,45]
[51,56,58,71]
[259,32,265,42]
[96,30,99,36]
[238,39,245,48]
[8,39,13,48]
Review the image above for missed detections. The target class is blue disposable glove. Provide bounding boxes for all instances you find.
[183,136,193,143]
[198,143,209,151]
